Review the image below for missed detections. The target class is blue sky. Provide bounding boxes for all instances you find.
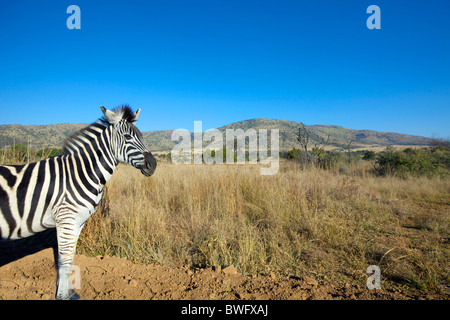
[0,0,449,138]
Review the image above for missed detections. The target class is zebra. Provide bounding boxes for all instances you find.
[0,105,157,299]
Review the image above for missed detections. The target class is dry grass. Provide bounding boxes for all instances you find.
[77,160,449,295]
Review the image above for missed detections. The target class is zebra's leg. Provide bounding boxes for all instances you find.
[55,217,82,300]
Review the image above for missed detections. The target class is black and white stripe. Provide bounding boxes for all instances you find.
[0,105,156,299]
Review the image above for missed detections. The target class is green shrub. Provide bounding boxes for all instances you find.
[362,150,376,160]
[286,148,301,160]
[375,147,448,178]
[318,151,346,170]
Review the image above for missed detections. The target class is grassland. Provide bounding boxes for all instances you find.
[77,160,449,296]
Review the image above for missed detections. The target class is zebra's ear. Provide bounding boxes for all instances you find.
[100,106,121,124]
[131,108,141,124]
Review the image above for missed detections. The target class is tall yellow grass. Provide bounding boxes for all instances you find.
[77,160,449,294]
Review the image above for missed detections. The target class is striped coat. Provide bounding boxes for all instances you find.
[0,105,156,299]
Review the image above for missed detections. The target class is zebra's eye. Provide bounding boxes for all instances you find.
[124,134,133,141]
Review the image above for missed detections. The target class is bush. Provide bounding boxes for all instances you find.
[318,151,346,170]
[286,148,301,160]
[37,147,62,158]
[1,144,62,165]
[429,140,450,171]
[375,147,447,178]
[362,150,376,160]
[206,148,236,163]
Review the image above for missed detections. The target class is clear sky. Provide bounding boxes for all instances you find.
[0,0,449,138]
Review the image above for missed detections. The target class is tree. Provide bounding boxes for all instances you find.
[296,123,330,167]
[345,139,354,164]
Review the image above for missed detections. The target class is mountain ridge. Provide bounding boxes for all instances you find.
[0,118,433,152]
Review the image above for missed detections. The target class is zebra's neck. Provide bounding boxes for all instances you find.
[61,122,118,186]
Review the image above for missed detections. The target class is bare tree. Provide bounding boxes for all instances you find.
[297,124,310,166]
[346,139,354,164]
[297,123,330,167]
[312,134,330,160]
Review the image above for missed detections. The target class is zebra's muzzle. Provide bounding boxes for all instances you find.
[141,151,157,176]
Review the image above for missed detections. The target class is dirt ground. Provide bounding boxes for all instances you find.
[0,248,442,300]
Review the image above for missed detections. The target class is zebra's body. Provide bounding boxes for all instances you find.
[0,123,112,240]
[0,106,156,299]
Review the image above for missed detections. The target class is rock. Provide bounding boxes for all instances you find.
[222,265,239,275]
[128,279,138,287]
[303,276,318,287]
[41,293,51,300]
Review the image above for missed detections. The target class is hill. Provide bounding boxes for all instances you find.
[217,119,432,151]
[0,123,86,150]
[0,119,432,152]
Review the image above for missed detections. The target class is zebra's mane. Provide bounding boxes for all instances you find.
[61,105,142,155]
[61,122,108,155]
[99,104,137,125]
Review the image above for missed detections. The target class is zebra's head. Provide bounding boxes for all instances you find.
[100,105,157,176]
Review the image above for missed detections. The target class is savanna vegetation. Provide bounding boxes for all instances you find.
[281,140,450,178]
[2,141,449,296]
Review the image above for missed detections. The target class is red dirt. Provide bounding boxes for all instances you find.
[0,248,441,300]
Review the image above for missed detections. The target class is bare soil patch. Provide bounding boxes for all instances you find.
[0,249,440,300]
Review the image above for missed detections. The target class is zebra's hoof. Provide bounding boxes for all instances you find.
[68,289,81,300]
[56,289,80,300]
